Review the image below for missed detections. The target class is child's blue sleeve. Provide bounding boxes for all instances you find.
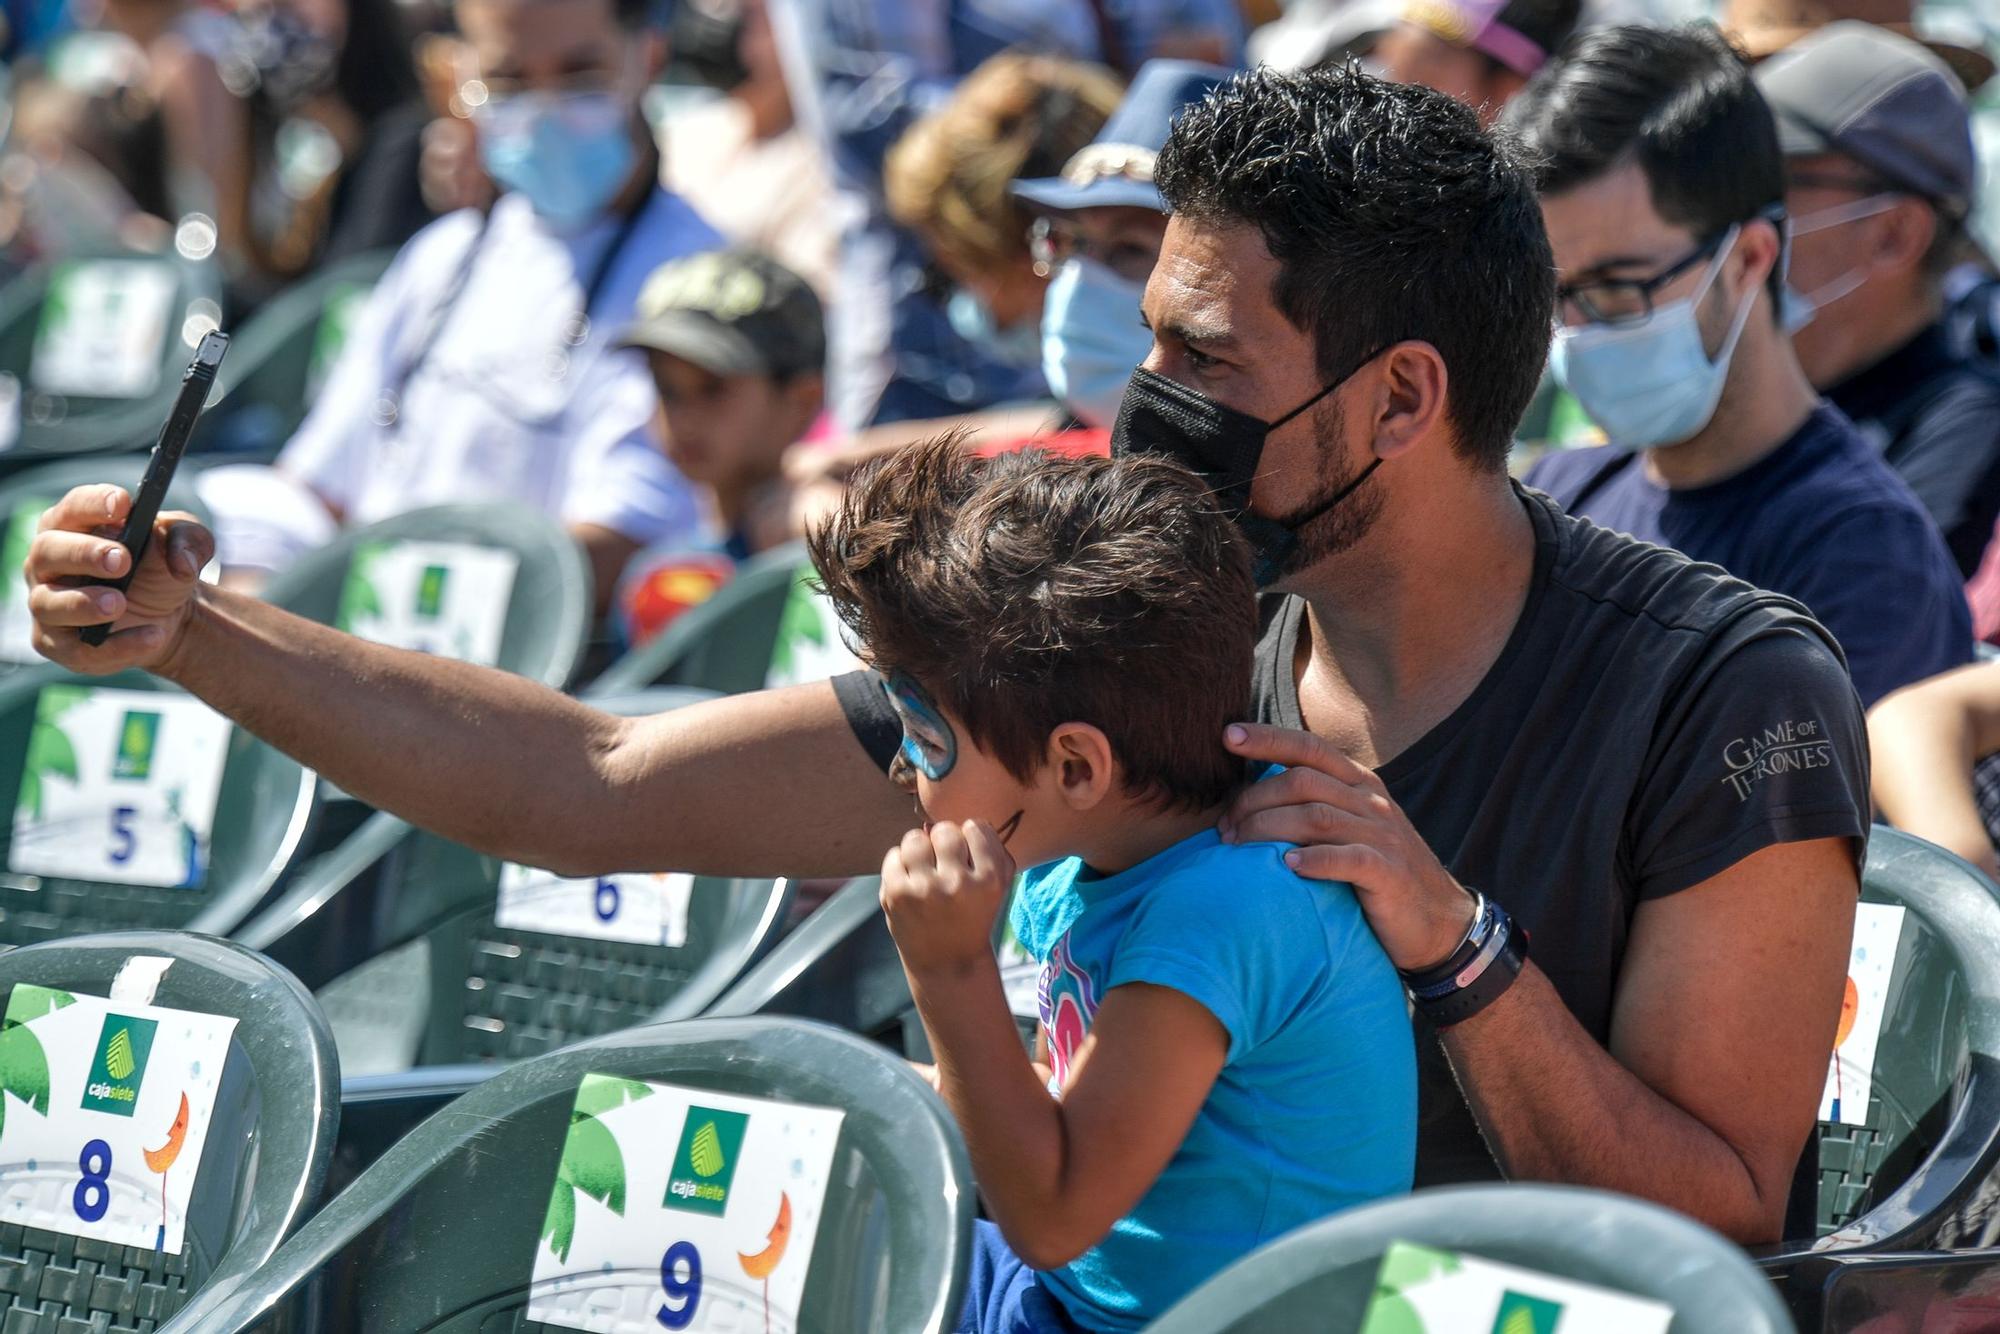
[1104,845,1356,1060]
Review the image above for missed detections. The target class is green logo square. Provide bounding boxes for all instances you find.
[112,711,159,781]
[416,564,450,619]
[83,1013,156,1116]
[1492,1291,1563,1334]
[663,1106,749,1215]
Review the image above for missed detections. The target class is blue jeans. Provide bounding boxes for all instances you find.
[955,1220,1086,1334]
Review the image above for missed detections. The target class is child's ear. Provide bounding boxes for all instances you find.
[1047,723,1115,811]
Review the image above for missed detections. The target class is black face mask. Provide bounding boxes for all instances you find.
[1110,347,1390,586]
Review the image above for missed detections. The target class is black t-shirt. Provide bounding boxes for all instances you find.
[1829,321,2000,580]
[833,486,1871,1186]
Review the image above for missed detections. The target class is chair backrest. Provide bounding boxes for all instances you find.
[699,873,915,1043]
[258,501,591,688]
[1144,1184,1795,1334]
[0,457,213,670]
[1807,828,2000,1248]
[592,541,817,694]
[165,1017,973,1334]
[0,930,338,1331]
[0,666,314,946]
[193,249,396,462]
[0,249,224,465]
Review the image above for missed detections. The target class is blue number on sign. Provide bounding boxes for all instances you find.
[73,1139,111,1222]
[656,1240,702,1329]
[108,806,137,865]
[593,879,620,922]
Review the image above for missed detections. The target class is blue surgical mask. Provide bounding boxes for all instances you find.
[477,91,636,230]
[1781,194,1902,333]
[947,288,1043,369]
[1041,258,1151,428]
[1549,225,1758,450]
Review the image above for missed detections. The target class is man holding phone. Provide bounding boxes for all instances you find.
[29,66,1862,1246]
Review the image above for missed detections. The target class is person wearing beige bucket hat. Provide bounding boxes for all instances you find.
[1720,0,1995,90]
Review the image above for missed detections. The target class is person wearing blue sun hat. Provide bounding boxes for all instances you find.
[1011,59,1230,432]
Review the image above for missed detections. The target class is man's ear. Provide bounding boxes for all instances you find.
[782,371,826,433]
[642,30,670,83]
[1873,199,1939,277]
[1365,340,1448,463]
[1731,217,1783,298]
[1047,723,1116,812]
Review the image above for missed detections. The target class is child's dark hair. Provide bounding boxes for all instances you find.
[809,436,1258,812]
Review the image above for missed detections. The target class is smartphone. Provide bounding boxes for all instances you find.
[79,330,230,647]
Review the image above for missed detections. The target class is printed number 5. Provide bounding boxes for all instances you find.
[594,879,620,923]
[109,806,137,865]
[656,1240,702,1329]
[73,1139,112,1223]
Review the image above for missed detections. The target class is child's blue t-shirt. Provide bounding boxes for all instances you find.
[1009,827,1417,1332]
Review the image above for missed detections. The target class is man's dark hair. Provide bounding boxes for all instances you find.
[809,438,1257,813]
[1155,66,1554,473]
[1506,24,1785,295]
[1495,0,1583,67]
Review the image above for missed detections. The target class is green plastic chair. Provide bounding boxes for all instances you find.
[0,666,314,946]
[0,930,339,1332]
[164,1016,974,1333]
[238,689,793,1073]
[1759,830,2000,1293]
[0,248,224,466]
[592,540,811,694]
[700,874,913,1043]
[1143,1184,1796,1333]
[258,500,592,689]
[0,457,213,673]
[192,249,396,463]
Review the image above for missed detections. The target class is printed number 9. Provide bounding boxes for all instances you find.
[73,1139,112,1223]
[594,879,620,922]
[656,1240,702,1329]
[109,806,137,865]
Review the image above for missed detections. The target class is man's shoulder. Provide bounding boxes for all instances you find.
[1521,445,1632,506]
[640,187,727,259]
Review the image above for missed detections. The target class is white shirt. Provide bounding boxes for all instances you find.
[281,186,722,542]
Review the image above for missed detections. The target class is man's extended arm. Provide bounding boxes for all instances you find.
[1869,662,2000,877]
[26,485,910,878]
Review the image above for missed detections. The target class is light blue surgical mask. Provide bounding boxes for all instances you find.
[1041,258,1151,428]
[1549,225,1758,450]
[1780,193,1902,333]
[477,91,636,230]
[947,288,1043,369]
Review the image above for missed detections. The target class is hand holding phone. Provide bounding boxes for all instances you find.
[79,332,229,647]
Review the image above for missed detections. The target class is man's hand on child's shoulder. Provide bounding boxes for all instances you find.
[881,820,1017,975]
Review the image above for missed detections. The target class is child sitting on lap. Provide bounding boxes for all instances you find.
[808,438,1417,1334]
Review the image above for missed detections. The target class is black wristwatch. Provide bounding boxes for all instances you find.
[1399,891,1529,1028]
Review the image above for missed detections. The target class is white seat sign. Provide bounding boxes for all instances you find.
[0,984,238,1254]
[9,686,232,888]
[336,539,518,666]
[529,1076,844,1333]
[496,867,694,948]
[30,260,177,400]
[1360,1240,1673,1333]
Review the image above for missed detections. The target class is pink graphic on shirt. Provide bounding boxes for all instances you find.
[1038,935,1100,1095]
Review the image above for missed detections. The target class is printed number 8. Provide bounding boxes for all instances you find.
[594,879,620,922]
[656,1240,702,1329]
[73,1139,112,1223]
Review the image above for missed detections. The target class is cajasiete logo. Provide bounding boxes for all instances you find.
[112,711,161,782]
[416,564,450,619]
[83,1012,157,1116]
[1492,1290,1563,1334]
[1719,719,1835,801]
[663,1106,749,1216]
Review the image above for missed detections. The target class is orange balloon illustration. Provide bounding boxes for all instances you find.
[144,1092,190,1174]
[1835,975,1859,1049]
[738,1191,792,1280]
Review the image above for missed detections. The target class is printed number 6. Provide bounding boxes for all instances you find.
[594,879,620,923]
[656,1240,702,1329]
[73,1139,112,1223]
[108,806,137,865]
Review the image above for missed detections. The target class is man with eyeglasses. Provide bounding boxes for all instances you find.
[1512,22,1971,707]
[227,0,722,602]
[1753,22,2000,582]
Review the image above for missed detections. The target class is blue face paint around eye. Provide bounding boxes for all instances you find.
[884,671,957,781]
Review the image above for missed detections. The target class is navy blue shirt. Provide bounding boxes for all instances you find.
[1526,403,1972,706]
